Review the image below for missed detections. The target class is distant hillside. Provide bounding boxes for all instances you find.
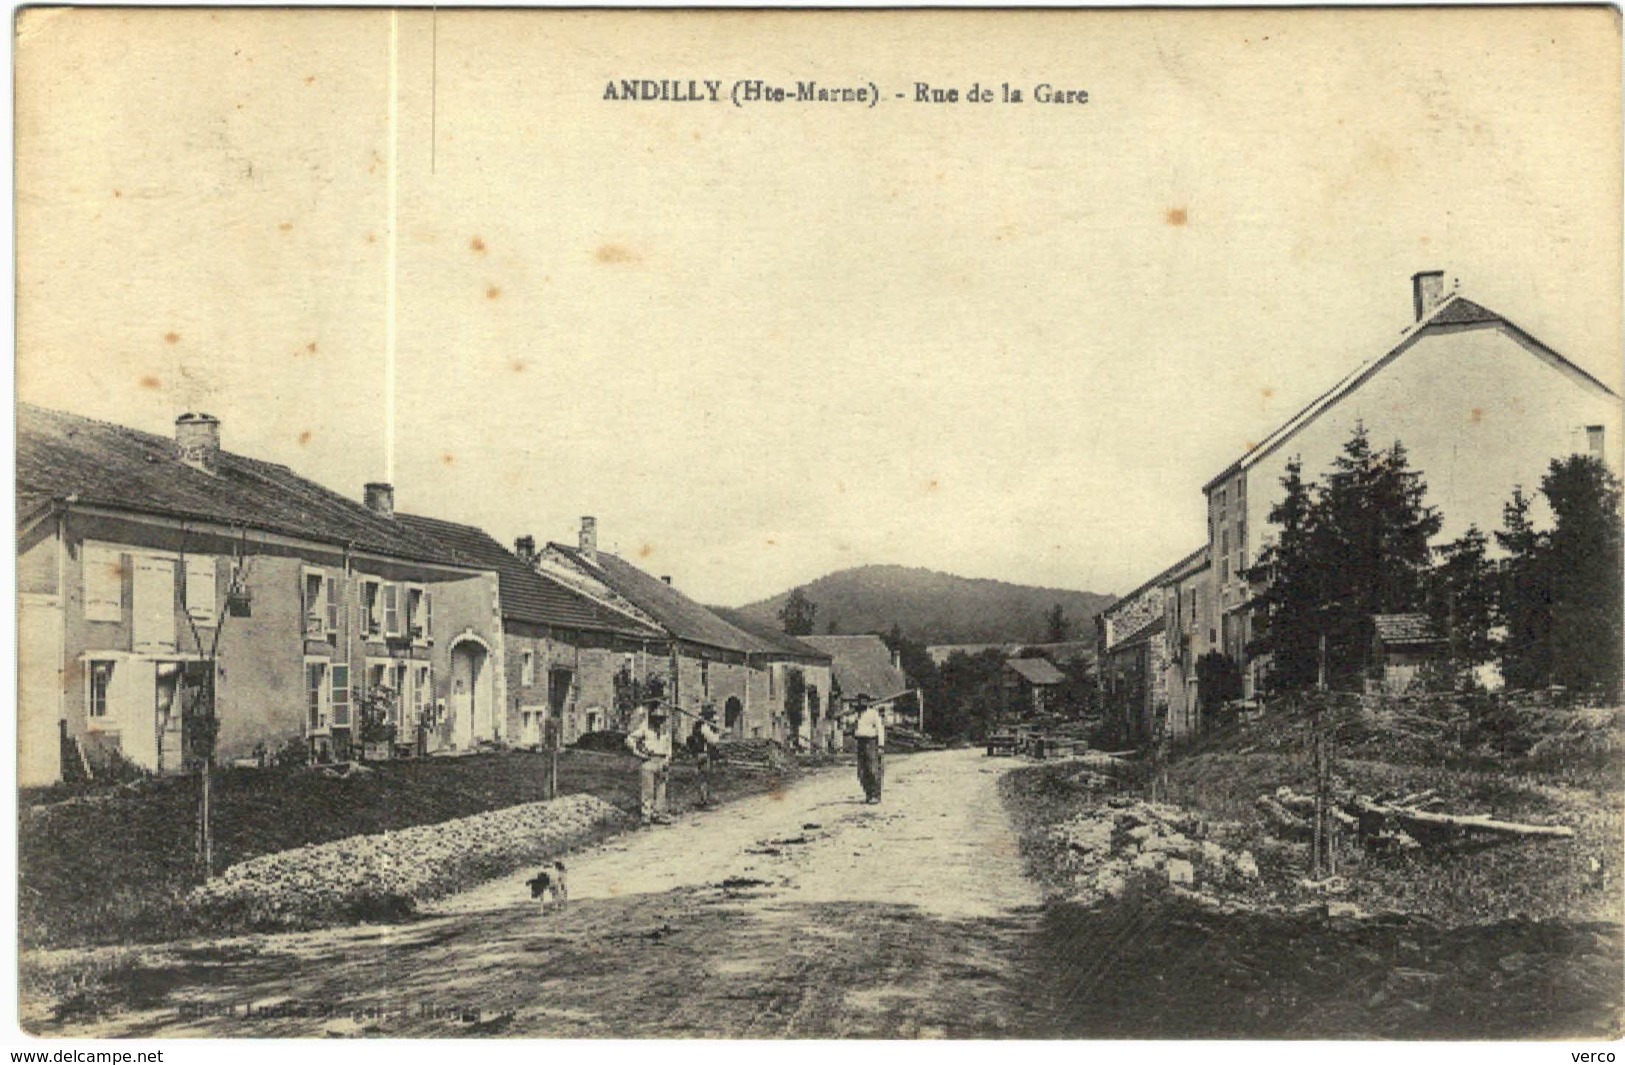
[734,565,1116,646]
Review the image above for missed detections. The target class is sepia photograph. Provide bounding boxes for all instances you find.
[10,5,1624,1043]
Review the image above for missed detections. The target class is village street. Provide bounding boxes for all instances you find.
[31,750,1053,1039]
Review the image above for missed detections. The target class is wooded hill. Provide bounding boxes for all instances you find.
[732,564,1115,645]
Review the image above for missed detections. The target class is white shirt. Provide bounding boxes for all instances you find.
[626,723,671,761]
[853,706,885,745]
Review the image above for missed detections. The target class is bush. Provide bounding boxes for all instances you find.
[572,730,630,754]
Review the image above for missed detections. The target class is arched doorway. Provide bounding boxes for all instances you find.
[450,638,494,749]
[724,696,744,739]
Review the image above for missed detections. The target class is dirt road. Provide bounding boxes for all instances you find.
[30,749,1047,1038]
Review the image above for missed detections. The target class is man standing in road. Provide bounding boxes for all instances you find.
[851,694,885,804]
[626,697,673,826]
[688,703,723,809]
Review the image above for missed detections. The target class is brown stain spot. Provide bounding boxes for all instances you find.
[608,885,622,897]
[595,244,640,265]
[278,222,294,232]
[637,543,655,560]
[925,478,940,492]
[306,341,318,355]
[139,375,162,390]
[470,236,486,254]
[693,131,702,141]
[365,232,378,244]
[304,75,316,85]
[510,359,527,373]
[1261,387,1274,400]
[164,332,181,345]
[441,453,456,466]
[112,189,122,198]
[1166,207,1188,227]
[765,539,778,547]
[769,788,786,802]
[1470,407,1484,424]
[297,430,312,446]
[486,286,502,300]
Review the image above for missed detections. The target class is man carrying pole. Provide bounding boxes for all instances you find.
[687,702,723,809]
[626,696,673,826]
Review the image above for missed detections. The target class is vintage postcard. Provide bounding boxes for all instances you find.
[11,5,1623,1045]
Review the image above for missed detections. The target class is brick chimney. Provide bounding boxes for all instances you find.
[580,516,598,563]
[1412,270,1447,321]
[364,482,395,518]
[174,413,221,475]
[661,575,673,585]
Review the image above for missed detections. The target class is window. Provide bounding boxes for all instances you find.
[358,578,382,637]
[306,661,328,731]
[331,663,351,728]
[88,660,115,721]
[84,546,123,622]
[382,583,402,638]
[184,556,217,625]
[392,663,409,725]
[407,585,427,643]
[521,650,536,687]
[1587,425,1606,457]
[303,569,327,638]
[412,664,432,725]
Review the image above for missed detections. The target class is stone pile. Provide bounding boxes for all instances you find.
[1048,798,1260,903]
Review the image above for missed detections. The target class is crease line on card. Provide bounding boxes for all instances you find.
[386,8,399,485]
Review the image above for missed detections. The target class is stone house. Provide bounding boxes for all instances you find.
[800,634,914,731]
[394,515,669,747]
[708,607,835,749]
[1199,272,1621,697]
[16,404,506,785]
[540,521,797,742]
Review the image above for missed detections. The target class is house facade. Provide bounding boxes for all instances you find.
[539,520,815,744]
[17,405,506,785]
[396,514,670,748]
[1201,273,1621,696]
[800,634,914,736]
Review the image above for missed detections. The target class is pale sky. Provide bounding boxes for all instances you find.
[16,8,1622,606]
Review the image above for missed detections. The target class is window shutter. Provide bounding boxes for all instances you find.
[425,590,434,642]
[84,547,124,622]
[326,575,340,634]
[185,556,217,625]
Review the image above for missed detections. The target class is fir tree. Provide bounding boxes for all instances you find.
[1542,455,1623,697]
[1495,486,1552,690]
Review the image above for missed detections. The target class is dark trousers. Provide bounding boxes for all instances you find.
[856,736,883,801]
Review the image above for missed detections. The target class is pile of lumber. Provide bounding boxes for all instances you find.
[1256,785,1573,851]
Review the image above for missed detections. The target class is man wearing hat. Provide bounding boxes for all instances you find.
[625,696,674,826]
[850,694,886,804]
[687,702,723,808]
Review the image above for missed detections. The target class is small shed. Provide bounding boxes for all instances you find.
[1002,655,1068,717]
[1370,613,1447,693]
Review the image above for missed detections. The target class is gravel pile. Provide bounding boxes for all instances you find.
[1048,798,1259,904]
[189,793,627,930]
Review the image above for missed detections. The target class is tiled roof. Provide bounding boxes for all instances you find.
[707,607,833,663]
[1372,612,1445,646]
[547,543,759,654]
[800,635,909,701]
[396,515,662,638]
[1005,657,1067,686]
[16,403,469,567]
